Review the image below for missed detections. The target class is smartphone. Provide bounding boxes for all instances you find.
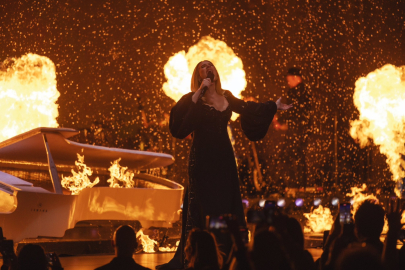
[246,208,265,224]
[239,227,249,244]
[264,200,276,225]
[209,216,227,229]
[339,203,351,224]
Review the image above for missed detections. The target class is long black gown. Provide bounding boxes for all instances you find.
[168,90,277,267]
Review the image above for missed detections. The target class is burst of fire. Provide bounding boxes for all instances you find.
[346,184,379,215]
[350,64,405,197]
[107,158,135,188]
[136,229,158,253]
[0,53,59,142]
[158,240,179,252]
[303,205,333,233]
[163,36,247,120]
[61,154,100,195]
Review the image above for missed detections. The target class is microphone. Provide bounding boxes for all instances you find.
[199,71,214,99]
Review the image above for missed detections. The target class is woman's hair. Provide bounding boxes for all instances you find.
[17,244,48,270]
[185,228,223,270]
[251,230,292,270]
[190,61,224,96]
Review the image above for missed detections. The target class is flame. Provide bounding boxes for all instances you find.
[0,53,59,141]
[61,154,100,194]
[303,205,333,233]
[136,229,158,253]
[346,184,379,214]
[158,240,179,252]
[163,36,247,120]
[350,64,405,196]
[107,158,135,188]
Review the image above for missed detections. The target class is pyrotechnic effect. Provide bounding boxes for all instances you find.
[0,54,59,142]
[136,229,158,253]
[107,158,135,188]
[346,184,379,214]
[61,154,100,195]
[303,205,333,233]
[350,65,405,196]
[163,36,246,120]
[158,240,179,252]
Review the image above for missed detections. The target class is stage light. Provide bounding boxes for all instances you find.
[242,199,249,208]
[314,198,322,206]
[277,198,286,207]
[259,199,266,208]
[331,197,339,206]
[350,198,354,205]
[295,198,304,207]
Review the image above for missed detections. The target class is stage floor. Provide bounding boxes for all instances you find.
[1,249,323,270]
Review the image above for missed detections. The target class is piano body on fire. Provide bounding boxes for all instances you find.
[0,127,183,243]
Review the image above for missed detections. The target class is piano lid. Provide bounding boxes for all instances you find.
[0,127,174,170]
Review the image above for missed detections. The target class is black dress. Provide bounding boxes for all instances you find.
[168,90,277,267]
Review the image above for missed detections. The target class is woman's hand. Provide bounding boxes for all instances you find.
[276,97,293,110]
[192,78,212,103]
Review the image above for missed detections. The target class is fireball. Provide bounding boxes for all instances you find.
[0,54,59,141]
[350,64,405,196]
[163,36,247,120]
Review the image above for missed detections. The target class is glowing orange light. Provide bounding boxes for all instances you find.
[136,229,158,253]
[0,54,59,141]
[350,65,405,196]
[163,36,247,120]
[107,158,136,188]
[61,154,100,195]
[303,205,333,233]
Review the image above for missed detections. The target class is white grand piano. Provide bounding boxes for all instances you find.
[0,127,183,243]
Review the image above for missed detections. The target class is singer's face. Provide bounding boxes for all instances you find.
[199,61,217,81]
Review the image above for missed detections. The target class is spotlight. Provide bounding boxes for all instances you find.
[350,198,354,205]
[277,198,286,207]
[331,197,339,206]
[314,198,322,206]
[295,198,304,207]
[242,199,249,209]
[259,199,266,208]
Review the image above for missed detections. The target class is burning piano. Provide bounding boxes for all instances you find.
[0,127,183,254]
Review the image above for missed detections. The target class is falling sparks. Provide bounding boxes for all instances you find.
[303,205,333,233]
[163,36,246,120]
[350,65,405,196]
[107,158,136,188]
[0,54,59,142]
[61,154,100,195]
[136,229,158,253]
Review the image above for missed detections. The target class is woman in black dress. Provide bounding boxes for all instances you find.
[159,60,292,269]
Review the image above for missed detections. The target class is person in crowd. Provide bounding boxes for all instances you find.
[320,199,405,270]
[184,228,222,270]
[250,230,291,270]
[95,225,150,270]
[283,217,316,270]
[16,244,63,270]
[335,247,383,270]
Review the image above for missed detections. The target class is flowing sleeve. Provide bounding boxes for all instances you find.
[225,90,277,141]
[169,92,201,139]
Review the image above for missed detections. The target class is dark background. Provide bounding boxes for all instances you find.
[1,0,404,198]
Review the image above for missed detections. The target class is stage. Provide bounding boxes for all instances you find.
[1,249,323,270]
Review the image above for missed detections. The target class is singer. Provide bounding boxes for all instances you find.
[161,60,292,269]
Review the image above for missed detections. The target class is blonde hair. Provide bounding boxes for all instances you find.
[190,61,225,96]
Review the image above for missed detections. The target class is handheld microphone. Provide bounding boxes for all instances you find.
[199,71,214,99]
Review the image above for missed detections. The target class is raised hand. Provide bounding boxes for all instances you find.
[276,97,293,110]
